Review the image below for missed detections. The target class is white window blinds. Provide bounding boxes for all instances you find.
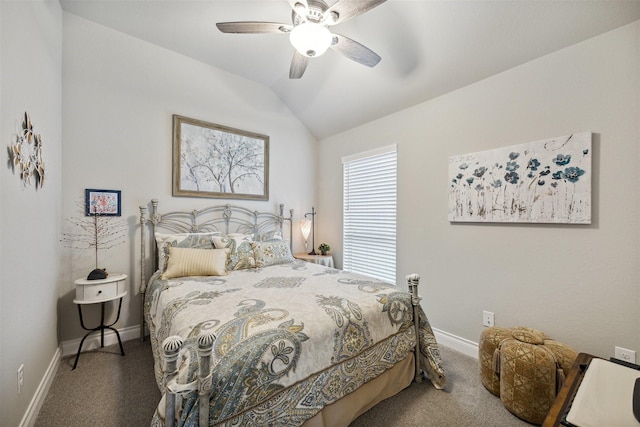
[342,144,397,284]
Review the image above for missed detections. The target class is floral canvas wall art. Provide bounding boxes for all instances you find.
[448,132,592,224]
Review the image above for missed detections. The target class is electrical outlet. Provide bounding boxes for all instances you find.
[614,346,637,364]
[482,311,495,327]
[17,364,24,394]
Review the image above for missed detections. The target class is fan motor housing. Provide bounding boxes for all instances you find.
[292,0,330,24]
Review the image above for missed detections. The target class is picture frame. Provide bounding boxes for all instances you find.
[448,132,592,224]
[85,189,121,216]
[172,114,269,200]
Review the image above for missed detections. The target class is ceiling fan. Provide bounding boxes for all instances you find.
[216,0,387,79]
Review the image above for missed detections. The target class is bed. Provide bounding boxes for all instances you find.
[139,200,446,427]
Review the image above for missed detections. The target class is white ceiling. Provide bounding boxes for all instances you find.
[59,0,640,140]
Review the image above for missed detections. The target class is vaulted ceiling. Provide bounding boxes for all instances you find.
[60,0,640,140]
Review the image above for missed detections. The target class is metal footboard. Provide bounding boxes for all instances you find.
[159,274,424,427]
[407,273,423,383]
[162,333,215,427]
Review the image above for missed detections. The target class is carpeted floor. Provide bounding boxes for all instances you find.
[35,339,161,427]
[34,340,532,426]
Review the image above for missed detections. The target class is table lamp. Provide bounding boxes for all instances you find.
[301,207,317,255]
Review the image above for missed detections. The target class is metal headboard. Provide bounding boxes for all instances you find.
[138,198,294,338]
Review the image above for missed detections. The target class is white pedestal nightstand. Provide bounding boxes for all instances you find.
[293,253,334,268]
[73,273,127,369]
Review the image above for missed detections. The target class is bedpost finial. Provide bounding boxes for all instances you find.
[140,205,148,222]
[406,273,420,283]
[198,332,216,350]
[406,273,421,303]
[163,335,183,355]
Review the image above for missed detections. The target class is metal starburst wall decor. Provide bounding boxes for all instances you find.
[7,112,45,189]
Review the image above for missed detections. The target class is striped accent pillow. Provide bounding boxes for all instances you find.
[161,247,228,279]
[154,232,219,273]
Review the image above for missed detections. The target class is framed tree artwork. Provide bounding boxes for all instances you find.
[172,115,269,200]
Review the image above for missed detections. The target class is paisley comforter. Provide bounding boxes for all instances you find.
[145,260,445,426]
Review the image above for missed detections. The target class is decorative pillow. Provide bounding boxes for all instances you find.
[256,230,283,241]
[155,232,219,272]
[252,240,295,267]
[212,234,255,270]
[161,247,228,280]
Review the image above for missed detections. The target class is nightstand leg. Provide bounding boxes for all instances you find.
[100,302,105,348]
[112,327,125,356]
[73,298,126,370]
[72,331,92,370]
[73,305,90,370]
[108,298,125,356]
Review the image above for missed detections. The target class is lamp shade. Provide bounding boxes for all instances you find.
[300,219,312,240]
[289,22,333,57]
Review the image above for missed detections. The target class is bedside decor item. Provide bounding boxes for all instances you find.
[173,114,269,200]
[85,188,121,216]
[7,111,45,189]
[301,207,317,255]
[87,269,107,281]
[300,218,312,251]
[318,243,330,255]
[61,196,127,280]
[449,132,592,224]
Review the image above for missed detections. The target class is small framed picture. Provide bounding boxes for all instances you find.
[85,189,121,216]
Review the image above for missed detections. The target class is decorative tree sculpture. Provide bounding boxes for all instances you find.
[61,201,126,279]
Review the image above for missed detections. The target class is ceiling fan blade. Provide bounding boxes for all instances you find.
[289,51,310,79]
[330,33,381,67]
[216,22,292,34]
[324,0,388,26]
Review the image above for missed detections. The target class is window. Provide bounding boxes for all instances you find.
[342,144,397,284]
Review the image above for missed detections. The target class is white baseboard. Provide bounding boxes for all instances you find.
[433,327,479,359]
[61,324,141,358]
[19,347,61,427]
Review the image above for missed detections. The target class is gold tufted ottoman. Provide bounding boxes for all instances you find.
[479,326,514,396]
[479,327,577,425]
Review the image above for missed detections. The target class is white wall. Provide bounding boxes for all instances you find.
[0,1,62,426]
[318,21,640,359]
[60,13,317,343]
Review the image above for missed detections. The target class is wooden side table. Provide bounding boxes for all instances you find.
[294,253,334,268]
[72,273,128,369]
[544,352,640,426]
[543,352,595,426]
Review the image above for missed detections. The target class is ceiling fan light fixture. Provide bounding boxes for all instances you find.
[289,22,332,57]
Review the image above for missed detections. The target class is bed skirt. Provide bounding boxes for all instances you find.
[303,353,415,427]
